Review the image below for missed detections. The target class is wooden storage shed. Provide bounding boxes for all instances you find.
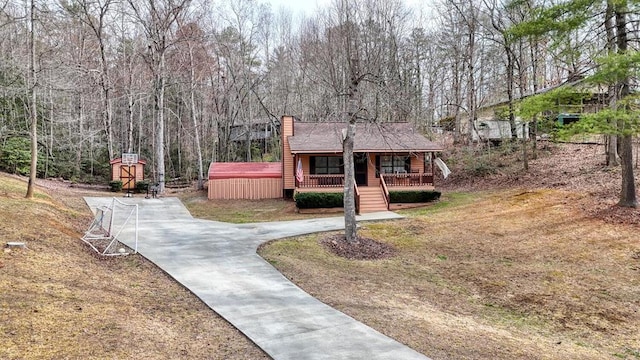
[110,157,146,191]
[208,162,283,200]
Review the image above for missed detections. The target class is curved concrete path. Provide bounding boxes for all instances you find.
[84,197,430,360]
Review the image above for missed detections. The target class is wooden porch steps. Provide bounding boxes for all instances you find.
[358,186,388,213]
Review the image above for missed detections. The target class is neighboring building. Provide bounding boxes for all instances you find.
[110,156,146,191]
[461,79,608,142]
[472,117,529,143]
[228,117,281,159]
[208,115,445,212]
[208,162,282,200]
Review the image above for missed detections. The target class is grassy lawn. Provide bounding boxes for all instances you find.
[0,175,267,359]
[4,171,639,359]
[259,189,640,359]
[179,190,323,223]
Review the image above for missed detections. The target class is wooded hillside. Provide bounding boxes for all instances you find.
[1,0,638,193]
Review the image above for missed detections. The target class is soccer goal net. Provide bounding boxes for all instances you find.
[82,198,138,256]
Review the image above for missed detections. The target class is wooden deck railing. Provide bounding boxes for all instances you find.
[297,174,344,188]
[297,173,433,189]
[382,173,434,187]
[354,184,360,214]
[379,176,390,210]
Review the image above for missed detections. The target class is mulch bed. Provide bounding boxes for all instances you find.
[319,234,396,260]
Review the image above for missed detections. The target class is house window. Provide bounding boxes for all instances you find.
[311,156,343,174]
[376,155,410,177]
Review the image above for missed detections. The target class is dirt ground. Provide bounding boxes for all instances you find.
[439,141,640,224]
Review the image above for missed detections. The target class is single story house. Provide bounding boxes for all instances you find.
[209,115,445,213]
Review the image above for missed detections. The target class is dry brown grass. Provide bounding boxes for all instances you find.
[0,175,267,360]
[3,142,640,359]
[180,190,320,223]
[260,190,640,360]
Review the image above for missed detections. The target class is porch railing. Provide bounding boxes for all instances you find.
[297,174,345,188]
[379,176,390,210]
[382,173,434,187]
[354,184,360,214]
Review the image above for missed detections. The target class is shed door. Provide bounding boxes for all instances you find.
[120,165,136,190]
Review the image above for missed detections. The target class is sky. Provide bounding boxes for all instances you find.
[265,0,332,16]
[266,0,434,18]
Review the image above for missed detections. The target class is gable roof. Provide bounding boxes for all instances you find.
[208,162,282,180]
[109,157,147,165]
[287,121,443,153]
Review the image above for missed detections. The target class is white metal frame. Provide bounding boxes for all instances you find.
[121,152,138,166]
[82,197,138,256]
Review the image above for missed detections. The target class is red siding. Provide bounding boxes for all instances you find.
[282,116,295,189]
[208,162,282,180]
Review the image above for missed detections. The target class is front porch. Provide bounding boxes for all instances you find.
[295,173,436,213]
[296,173,435,191]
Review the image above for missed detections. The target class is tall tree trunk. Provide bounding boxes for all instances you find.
[155,51,166,193]
[343,57,360,245]
[127,92,134,153]
[26,0,37,199]
[467,17,477,145]
[615,4,636,207]
[188,45,204,189]
[343,120,357,243]
[100,36,114,160]
[618,134,636,207]
[605,1,619,166]
[506,50,517,139]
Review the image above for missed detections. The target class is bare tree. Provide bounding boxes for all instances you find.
[26,0,37,199]
[127,0,191,193]
[62,0,117,160]
[174,20,208,189]
[484,0,519,139]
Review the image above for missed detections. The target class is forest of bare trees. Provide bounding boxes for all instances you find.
[0,0,637,193]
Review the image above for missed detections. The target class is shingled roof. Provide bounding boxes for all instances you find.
[287,121,443,153]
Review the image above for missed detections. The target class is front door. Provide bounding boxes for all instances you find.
[120,165,136,190]
[354,153,368,186]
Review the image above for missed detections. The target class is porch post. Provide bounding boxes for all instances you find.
[431,152,435,186]
[294,154,298,188]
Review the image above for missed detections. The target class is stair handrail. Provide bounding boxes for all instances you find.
[354,183,360,214]
[379,176,390,210]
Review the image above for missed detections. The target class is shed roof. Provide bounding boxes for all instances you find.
[208,162,282,180]
[109,157,147,165]
[287,121,443,153]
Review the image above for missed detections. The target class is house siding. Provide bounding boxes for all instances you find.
[411,153,425,173]
[208,178,283,200]
[282,116,295,190]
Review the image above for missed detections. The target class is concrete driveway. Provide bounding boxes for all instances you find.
[84,196,430,360]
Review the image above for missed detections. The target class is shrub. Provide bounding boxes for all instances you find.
[467,159,496,176]
[389,190,441,203]
[0,137,31,175]
[109,180,123,192]
[294,192,343,209]
[135,180,150,193]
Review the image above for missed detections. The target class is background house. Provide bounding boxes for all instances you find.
[227,117,281,161]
